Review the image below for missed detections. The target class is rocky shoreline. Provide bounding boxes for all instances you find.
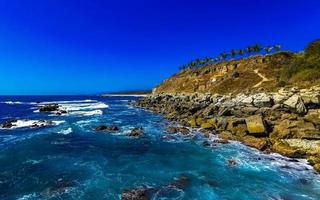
[132,86,320,172]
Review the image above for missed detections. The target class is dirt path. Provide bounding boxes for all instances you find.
[253,69,269,88]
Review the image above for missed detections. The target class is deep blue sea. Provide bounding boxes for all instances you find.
[0,96,319,200]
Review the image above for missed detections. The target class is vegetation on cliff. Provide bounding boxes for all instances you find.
[156,39,319,95]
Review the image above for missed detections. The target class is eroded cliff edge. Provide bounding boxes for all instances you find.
[132,39,320,172]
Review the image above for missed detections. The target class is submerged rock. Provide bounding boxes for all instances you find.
[121,188,149,200]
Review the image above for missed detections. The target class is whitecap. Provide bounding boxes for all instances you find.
[0,120,65,129]
[58,128,73,135]
[68,109,103,116]
[36,99,97,105]
[0,101,23,105]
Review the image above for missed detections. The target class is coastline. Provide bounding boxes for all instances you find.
[101,94,148,97]
[132,86,320,173]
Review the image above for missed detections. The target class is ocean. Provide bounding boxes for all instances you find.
[0,95,319,200]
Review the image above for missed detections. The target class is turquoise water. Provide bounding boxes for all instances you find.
[0,96,319,200]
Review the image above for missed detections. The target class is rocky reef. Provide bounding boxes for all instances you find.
[132,86,320,172]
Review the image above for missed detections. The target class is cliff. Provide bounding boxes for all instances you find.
[153,40,320,95]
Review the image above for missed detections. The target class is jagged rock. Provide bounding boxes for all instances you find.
[127,128,144,137]
[231,71,240,78]
[95,125,119,132]
[241,136,268,150]
[213,139,229,144]
[314,164,320,173]
[121,188,149,200]
[271,141,305,158]
[304,109,320,127]
[218,131,234,140]
[252,93,272,107]
[245,115,267,135]
[0,120,17,128]
[272,93,288,104]
[283,95,307,114]
[39,104,59,112]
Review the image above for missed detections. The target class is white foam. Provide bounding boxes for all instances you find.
[58,128,73,135]
[0,120,65,129]
[0,101,23,105]
[69,109,103,116]
[59,102,109,111]
[36,99,97,105]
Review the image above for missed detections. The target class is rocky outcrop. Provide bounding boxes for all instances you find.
[121,188,149,200]
[39,104,60,112]
[95,125,119,132]
[127,128,144,137]
[132,86,320,172]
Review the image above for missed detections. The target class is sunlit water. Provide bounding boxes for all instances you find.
[0,96,319,200]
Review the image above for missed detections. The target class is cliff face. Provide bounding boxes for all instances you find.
[153,39,320,95]
[153,52,294,95]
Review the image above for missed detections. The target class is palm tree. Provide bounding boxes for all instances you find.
[245,46,253,56]
[238,49,244,57]
[230,49,237,58]
[219,52,228,60]
[264,47,273,54]
[274,45,281,52]
[252,44,262,54]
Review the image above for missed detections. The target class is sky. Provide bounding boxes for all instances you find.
[0,0,320,95]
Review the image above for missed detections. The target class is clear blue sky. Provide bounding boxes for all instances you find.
[0,0,320,95]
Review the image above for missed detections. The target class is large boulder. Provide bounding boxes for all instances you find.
[245,115,267,136]
[241,136,268,150]
[252,93,272,107]
[271,141,305,158]
[283,95,307,114]
[304,109,320,127]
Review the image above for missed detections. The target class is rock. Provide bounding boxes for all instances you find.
[202,140,211,147]
[188,118,197,128]
[252,93,272,107]
[217,107,231,116]
[271,141,305,158]
[128,128,144,137]
[201,122,214,129]
[165,126,178,134]
[245,115,267,136]
[272,93,288,104]
[314,164,320,173]
[0,120,17,128]
[231,71,240,78]
[283,95,307,114]
[213,139,229,144]
[241,136,268,150]
[218,131,234,140]
[177,127,190,135]
[95,125,119,132]
[227,159,237,166]
[170,176,189,189]
[39,104,59,112]
[304,109,320,127]
[241,106,258,115]
[121,188,149,200]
